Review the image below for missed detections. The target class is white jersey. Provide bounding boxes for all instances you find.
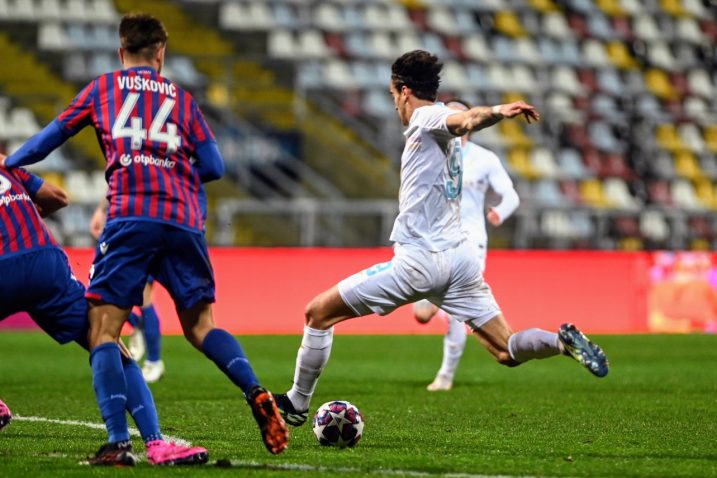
[389,104,465,252]
[460,141,520,247]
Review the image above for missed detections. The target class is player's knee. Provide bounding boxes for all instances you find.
[304,299,330,330]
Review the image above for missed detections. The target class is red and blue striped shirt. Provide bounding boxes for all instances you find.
[56,66,216,233]
[0,168,57,258]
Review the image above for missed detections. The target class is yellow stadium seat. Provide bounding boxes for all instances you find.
[655,124,687,152]
[645,68,678,99]
[527,0,559,12]
[499,121,533,148]
[494,11,527,37]
[673,151,703,180]
[596,0,625,16]
[40,172,65,189]
[660,0,687,17]
[606,42,638,70]
[695,179,717,209]
[580,178,610,208]
[507,148,540,180]
[704,125,717,153]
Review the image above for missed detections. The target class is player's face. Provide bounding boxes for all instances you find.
[390,81,409,126]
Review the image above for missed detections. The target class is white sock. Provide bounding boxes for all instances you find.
[437,316,467,380]
[507,328,561,363]
[287,326,334,411]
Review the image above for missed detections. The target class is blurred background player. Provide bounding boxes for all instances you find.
[4,12,288,455]
[275,51,608,426]
[413,98,520,392]
[90,197,165,383]
[0,160,207,466]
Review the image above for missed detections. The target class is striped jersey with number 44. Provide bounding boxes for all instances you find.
[58,66,214,233]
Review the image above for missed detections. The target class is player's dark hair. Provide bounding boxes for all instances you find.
[119,13,168,61]
[445,98,471,110]
[391,50,442,101]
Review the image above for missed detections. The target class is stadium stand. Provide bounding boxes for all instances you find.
[0,0,716,248]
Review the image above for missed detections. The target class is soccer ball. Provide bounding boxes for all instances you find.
[312,400,364,448]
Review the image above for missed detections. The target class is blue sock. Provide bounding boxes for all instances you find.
[202,328,259,396]
[90,342,130,443]
[121,355,162,443]
[127,311,141,329]
[142,305,162,362]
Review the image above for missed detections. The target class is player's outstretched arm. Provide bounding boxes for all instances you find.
[34,180,69,217]
[5,120,71,169]
[446,101,539,137]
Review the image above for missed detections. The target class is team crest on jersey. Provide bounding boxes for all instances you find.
[0,175,10,195]
[100,242,109,255]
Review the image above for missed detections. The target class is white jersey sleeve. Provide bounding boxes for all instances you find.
[486,154,520,222]
[460,142,519,246]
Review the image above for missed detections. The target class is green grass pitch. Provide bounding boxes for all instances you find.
[1,332,716,477]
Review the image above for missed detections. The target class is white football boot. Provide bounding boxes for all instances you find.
[128,328,146,361]
[142,360,165,383]
[426,374,453,391]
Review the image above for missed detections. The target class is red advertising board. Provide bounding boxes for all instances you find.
[2,248,664,335]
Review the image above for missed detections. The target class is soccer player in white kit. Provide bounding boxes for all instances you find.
[275,51,609,426]
[413,98,520,392]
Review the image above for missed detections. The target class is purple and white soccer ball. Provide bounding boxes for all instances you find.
[312,400,364,448]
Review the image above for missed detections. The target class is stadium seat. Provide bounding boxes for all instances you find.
[540,210,573,239]
[541,12,574,39]
[534,179,565,206]
[38,22,69,50]
[35,0,61,21]
[694,178,717,209]
[604,177,641,209]
[557,148,590,179]
[671,179,703,210]
[640,210,670,243]
[674,151,704,180]
[531,147,559,179]
[580,178,609,207]
[606,41,639,69]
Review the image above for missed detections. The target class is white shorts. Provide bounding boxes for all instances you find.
[338,241,501,328]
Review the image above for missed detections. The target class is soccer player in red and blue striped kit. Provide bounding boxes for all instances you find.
[4,12,288,459]
[0,165,208,465]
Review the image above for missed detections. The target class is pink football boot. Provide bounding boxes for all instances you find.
[146,440,208,466]
[0,400,11,431]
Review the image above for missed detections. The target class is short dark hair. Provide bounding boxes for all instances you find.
[391,50,442,101]
[119,13,168,60]
[445,98,471,110]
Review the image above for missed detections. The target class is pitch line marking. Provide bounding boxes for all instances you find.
[227,460,545,478]
[13,415,191,446]
[11,416,547,477]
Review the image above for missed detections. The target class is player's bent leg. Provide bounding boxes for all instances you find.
[468,313,520,366]
[87,301,134,453]
[179,302,288,454]
[279,286,355,426]
[558,323,609,377]
[0,399,12,431]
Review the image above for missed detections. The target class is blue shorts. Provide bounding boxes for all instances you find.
[0,247,88,345]
[86,220,215,310]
